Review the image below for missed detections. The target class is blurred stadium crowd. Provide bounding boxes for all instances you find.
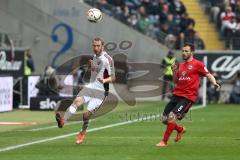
[203,0,240,49]
[85,0,240,50]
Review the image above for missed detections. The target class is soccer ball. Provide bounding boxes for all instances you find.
[87,8,102,23]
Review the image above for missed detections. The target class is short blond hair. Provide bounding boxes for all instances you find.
[92,37,104,45]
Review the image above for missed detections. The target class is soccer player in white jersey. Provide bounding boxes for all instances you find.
[55,37,115,144]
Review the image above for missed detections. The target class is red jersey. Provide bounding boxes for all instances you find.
[173,58,209,102]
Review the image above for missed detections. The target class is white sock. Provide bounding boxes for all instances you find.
[69,106,77,114]
[64,105,77,121]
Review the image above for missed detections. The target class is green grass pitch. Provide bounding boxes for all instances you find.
[0,102,239,160]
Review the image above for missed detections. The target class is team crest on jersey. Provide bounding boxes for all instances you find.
[188,65,193,70]
[182,71,186,76]
[97,61,101,65]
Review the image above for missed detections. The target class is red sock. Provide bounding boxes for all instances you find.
[175,123,183,133]
[162,122,176,143]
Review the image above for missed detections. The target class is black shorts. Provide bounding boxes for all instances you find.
[163,95,193,120]
[163,75,173,81]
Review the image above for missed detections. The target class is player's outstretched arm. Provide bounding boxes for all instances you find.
[206,73,221,90]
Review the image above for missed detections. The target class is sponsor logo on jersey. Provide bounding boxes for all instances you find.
[188,65,193,70]
[179,77,191,81]
[91,66,100,73]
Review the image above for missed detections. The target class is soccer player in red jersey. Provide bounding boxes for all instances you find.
[156,43,220,147]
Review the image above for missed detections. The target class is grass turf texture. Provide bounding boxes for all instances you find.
[0,102,239,160]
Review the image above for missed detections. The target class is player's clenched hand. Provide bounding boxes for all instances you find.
[171,62,179,72]
[97,77,105,83]
[214,83,221,91]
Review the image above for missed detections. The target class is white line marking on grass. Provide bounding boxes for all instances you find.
[0,115,157,153]
[0,105,205,152]
[20,105,203,132]
[18,119,96,132]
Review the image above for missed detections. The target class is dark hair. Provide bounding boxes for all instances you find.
[93,37,104,45]
[184,43,195,51]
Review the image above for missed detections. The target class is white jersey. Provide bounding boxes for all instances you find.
[86,51,114,91]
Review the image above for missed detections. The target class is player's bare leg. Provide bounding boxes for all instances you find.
[76,111,92,144]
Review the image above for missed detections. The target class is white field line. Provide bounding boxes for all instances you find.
[0,105,204,153]
[20,105,204,132]
[0,115,156,153]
